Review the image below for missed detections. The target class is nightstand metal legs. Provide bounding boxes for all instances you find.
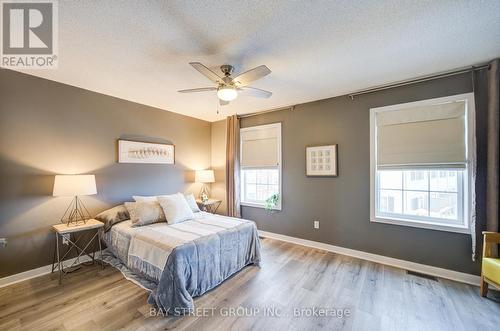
[51,229,104,284]
[204,201,221,213]
[56,232,62,284]
[98,228,104,270]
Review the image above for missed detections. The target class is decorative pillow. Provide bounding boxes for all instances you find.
[157,193,195,224]
[184,193,201,212]
[95,205,130,232]
[124,201,166,227]
[132,195,167,202]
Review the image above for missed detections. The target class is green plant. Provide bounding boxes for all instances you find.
[265,194,280,211]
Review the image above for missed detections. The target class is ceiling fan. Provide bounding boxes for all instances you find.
[178,62,272,105]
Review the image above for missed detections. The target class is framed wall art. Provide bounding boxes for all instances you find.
[306,144,338,177]
[118,140,175,164]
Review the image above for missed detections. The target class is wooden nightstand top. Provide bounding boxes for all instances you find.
[52,219,104,234]
[196,198,222,205]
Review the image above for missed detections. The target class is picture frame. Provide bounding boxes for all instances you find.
[118,140,175,164]
[306,144,338,177]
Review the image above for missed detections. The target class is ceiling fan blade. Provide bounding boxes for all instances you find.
[232,65,271,86]
[239,86,272,98]
[220,99,230,106]
[178,87,217,93]
[189,62,223,84]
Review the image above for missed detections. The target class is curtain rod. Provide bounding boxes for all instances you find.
[236,62,490,118]
[347,63,490,99]
[237,105,295,119]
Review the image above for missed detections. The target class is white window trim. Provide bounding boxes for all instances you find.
[369,93,475,234]
[240,122,282,210]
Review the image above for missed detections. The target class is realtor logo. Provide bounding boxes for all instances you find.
[1,0,58,68]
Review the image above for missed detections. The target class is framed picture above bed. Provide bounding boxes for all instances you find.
[306,144,338,177]
[118,140,175,164]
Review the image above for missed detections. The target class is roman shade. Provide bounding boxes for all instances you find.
[376,101,467,168]
[241,124,281,168]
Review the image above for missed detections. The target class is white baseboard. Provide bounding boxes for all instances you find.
[259,230,481,286]
[0,252,102,288]
[1,233,481,289]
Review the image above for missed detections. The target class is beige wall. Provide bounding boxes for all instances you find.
[210,120,227,215]
[0,70,211,277]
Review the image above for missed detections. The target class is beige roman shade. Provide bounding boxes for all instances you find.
[376,101,467,167]
[241,124,281,168]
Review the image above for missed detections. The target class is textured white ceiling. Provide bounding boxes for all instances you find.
[19,0,500,122]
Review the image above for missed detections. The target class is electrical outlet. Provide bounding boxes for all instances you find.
[0,238,7,247]
[313,221,320,229]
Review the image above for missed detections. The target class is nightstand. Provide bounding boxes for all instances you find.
[51,219,104,284]
[196,198,222,214]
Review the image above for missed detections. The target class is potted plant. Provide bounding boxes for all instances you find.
[265,194,280,212]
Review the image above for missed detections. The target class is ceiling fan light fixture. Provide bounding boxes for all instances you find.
[217,86,238,101]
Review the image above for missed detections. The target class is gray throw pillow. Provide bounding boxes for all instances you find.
[124,201,166,227]
[95,204,130,232]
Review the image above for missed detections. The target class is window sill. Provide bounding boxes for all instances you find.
[241,202,282,211]
[371,216,470,234]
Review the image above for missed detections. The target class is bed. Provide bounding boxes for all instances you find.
[102,211,261,315]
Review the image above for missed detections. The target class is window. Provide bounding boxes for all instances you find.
[370,93,475,233]
[240,123,282,209]
[378,169,463,221]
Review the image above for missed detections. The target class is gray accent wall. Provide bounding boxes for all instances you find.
[0,70,211,277]
[240,72,481,275]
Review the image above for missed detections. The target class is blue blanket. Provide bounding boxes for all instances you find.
[147,221,261,315]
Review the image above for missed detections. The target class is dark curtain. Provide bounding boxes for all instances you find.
[473,58,500,260]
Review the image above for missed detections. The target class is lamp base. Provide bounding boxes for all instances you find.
[60,196,91,226]
[199,185,210,202]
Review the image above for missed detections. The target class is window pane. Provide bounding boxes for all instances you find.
[245,170,257,184]
[245,184,256,201]
[256,185,268,201]
[379,171,402,190]
[242,168,280,204]
[430,192,458,220]
[430,170,458,192]
[269,170,279,185]
[404,191,429,217]
[403,170,428,191]
[379,189,402,214]
[256,170,268,184]
[270,185,279,195]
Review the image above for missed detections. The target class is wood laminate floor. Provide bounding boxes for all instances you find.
[1,238,499,331]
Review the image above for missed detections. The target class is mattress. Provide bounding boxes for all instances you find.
[102,219,136,266]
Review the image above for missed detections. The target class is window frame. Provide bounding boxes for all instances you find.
[240,123,282,210]
[369,93,475,234]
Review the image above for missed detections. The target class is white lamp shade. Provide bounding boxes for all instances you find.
[195,170,215,183]
[53,175,97,197]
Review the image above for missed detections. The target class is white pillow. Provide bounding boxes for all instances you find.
[157,193,195,224]
[133,195,167,202]
[184,193,201,212]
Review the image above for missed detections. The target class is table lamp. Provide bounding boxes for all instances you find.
[195,170,215,201]
[53,174,97,226]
